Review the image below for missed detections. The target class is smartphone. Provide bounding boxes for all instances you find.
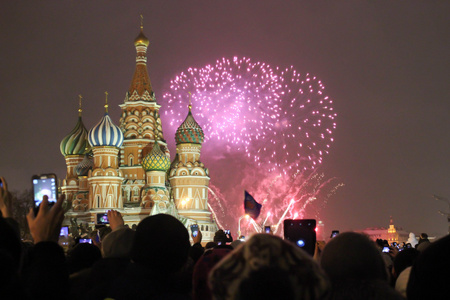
[265,226,271,233]
[283,219,317,256]
[330,230,339,238]
[60,226,69,237]
[32,174,58,208]
[191,224,199,237]
[79,238,92,244]
[382,246,390,253]
[96,213,109,224]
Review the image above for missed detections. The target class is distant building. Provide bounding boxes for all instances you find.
[59,24,217,241]
[357,216,409,244]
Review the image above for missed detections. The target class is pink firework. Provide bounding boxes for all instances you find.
[163,57,337,174]
[162,57,339,234]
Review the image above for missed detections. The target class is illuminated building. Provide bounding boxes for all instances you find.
[60,23,217,242]
[357,216,409,244]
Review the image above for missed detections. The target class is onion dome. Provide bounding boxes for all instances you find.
[134,28,149,47]
[175,105,204,145]
[60,117,89,156]
[88,113,124,148]
[60,96,89,156]
[75,151,94,176]
[88,92,124,148]
[142,142,171,172]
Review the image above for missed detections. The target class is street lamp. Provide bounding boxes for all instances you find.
[238,214,249,237]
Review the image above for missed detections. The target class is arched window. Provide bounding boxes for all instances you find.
[128,154,134,166]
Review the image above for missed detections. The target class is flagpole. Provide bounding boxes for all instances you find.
[238,214,249,237]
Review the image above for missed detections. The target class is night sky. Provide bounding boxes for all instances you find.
[1,1,449,237]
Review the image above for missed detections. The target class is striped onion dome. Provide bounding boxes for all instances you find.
[142,142,170,172]
[88,113,124,148]
[75,151,94,176]
[60,117,89,156]
[175,110,204,145]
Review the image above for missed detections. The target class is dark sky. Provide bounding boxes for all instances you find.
[1,1,449,237]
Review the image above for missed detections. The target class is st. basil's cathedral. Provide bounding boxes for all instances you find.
[59,24,218,242]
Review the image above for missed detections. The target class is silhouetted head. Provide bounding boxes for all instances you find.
[0,217,21,269]
[321,232,388,283]
[393,248,419,278]
[131,214,190,275]
[407,234,450,300]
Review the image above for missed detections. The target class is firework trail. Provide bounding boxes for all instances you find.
[162,57,340,234]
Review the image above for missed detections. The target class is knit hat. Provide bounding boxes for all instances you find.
[102,227,135,258]
[209,233,330,300]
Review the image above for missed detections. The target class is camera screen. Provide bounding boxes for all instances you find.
[191,225,198,237]
[97,213,109,224]
[60,226,69,237]
[79,238,92,244]
[33,177,57,207]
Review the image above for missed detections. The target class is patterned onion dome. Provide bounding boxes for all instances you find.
[75,152,94,176]
[88,113,124,148]
[175,110,204,145]
[60,117,89,156]
[142,142,171,172]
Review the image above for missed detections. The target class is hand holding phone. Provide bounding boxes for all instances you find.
[27,193,66,243]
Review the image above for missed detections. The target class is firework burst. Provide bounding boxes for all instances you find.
[163,57,337,174]
[162,57,340,234]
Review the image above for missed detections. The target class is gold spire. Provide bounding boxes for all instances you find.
[104,91,109,113]
[188,92,192,112]
[78,94,83,116]
[134,15,149,47]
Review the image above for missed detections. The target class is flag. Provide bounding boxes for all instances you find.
[244,190,262,220]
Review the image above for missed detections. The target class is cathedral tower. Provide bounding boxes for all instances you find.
[60,95,89,202]
[88,93,124,209]
[119,20,169,204]
[170,100,212,223]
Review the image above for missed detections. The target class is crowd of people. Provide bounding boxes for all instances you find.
[1,176,449,299]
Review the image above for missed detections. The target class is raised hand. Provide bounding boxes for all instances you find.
[107,209,124,231]
[27,194,65,243]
